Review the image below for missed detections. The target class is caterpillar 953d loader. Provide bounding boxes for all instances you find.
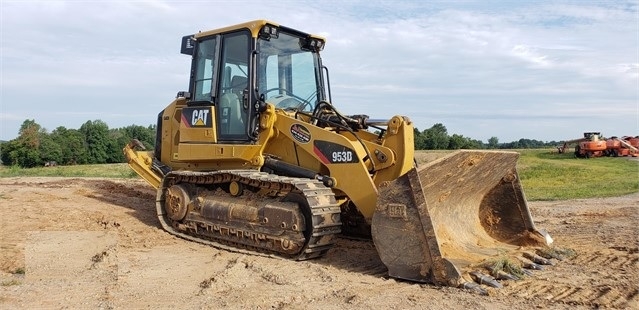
[124,20,554,290]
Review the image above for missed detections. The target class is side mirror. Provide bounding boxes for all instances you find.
[180,35,195,55]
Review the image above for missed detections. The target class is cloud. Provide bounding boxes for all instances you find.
[1,0,637,142]
[0,112,24,121]
[511,45,551,67]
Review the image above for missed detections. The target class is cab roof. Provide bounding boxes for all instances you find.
[193,19,326,41]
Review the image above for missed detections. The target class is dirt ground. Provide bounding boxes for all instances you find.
[0,177,637,309]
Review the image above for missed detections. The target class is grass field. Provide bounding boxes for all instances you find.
[1,149,637,201]
[414,149,637,201]
[515,149,638,200]
[415,149,639,201]
[0,163,138,179]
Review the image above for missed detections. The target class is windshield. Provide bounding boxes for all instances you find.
[257,32,324,112]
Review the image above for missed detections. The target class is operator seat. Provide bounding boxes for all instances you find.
[219,75,247,136]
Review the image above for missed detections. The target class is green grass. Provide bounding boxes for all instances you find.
[537,246,576,260]
[416,149,638,201]
[1,149,637,201]
[12,267,25,275]
[0,163,139,179]
[1,280,20,286]
[517,149,638,200]
[481,257,527,280]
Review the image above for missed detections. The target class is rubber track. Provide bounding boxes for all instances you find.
[155,170,342,260]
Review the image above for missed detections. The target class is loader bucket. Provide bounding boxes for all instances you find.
[371,150,551,287]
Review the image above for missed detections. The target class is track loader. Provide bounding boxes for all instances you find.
[124,20,554,290]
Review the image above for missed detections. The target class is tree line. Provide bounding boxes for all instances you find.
[413,123,560,150]
[0,120,559,168]
[0,119,155,168]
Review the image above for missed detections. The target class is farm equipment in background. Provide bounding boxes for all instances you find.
[123,20,555,292]
[559,132,638,158]
[605,136,639,157]
[624,136,639,151]
[556,137,587,154]
[558,132,607,158]
[625,136,639,148]
[574,132,607,158]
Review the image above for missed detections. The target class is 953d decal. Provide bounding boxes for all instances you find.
[313,140,359,164]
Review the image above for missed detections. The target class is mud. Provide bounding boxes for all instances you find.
[0,177,637,309]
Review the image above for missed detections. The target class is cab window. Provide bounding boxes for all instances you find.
[216,32,250,140]
[192,37,217,103]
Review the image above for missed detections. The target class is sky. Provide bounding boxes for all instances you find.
[1,0,637,143]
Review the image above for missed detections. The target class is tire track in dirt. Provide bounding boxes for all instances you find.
[2,177,637,309]
[557,248,639,308]
[507,275,637,309]
[502,194,639,309]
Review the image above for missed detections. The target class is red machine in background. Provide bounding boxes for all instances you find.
[605,136,639,157]
[558,132,638,158]
[624,136,639,148]
[574,132,607,158]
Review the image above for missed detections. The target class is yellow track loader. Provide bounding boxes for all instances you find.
[124,20,554,290]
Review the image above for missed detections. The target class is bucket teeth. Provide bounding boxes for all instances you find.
[519,258,544,270]
[521,268,534,276]
[493,270,518,281]
[536,249,565,261]
[523,252,554,265]
[470,271,503,288]
[461,282,488,296]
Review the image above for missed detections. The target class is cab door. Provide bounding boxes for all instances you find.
[215,31,250,142]
[187,30,252,143]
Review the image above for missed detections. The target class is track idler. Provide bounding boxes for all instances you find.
[371,150,555,289]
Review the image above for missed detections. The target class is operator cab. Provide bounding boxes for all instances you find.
[180,21,329,143]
